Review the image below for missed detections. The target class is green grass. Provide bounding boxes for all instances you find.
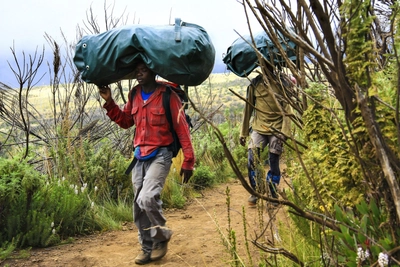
[92,199,133,231]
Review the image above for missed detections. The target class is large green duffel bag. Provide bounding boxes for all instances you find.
[223,31,296,77]
[73,18,215,86]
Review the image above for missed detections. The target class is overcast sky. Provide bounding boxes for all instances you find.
[0,0,262,87]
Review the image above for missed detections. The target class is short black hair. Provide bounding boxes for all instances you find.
[132,57,145,70]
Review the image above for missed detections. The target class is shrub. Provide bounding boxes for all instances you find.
[0,156,100,248]
[161,152,189,209]
[161,174,187,209]
[191,164,216,190]
[49,137,133,204]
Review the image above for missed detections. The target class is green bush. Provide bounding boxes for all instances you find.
[49,138,133,203]
[332,200,399,266]
[231,143,247,177]
[85,142,133,203]
[0,156,44,247]
[40,181,98,239]
[287,83,365,212]
[161,175,187,209]
[191,122,241,185]
[191,164,216,190]
[0,156,100,248]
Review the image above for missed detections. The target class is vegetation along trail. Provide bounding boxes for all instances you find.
[1,178,291,267]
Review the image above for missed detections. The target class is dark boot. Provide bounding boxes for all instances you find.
[150,240,169,261]
[266,171,280,199]
[268,182,278,199]
[249,170,257,190]
[247,170,258,206]
[248,195,257,206]
[135,250,151,265]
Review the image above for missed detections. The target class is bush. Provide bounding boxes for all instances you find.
[0,156,100,248]
[161,152,189,209]
[49,137,133,204]
[191,165,216,190]
[161,174,187,209]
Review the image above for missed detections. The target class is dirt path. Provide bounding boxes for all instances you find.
[1,179,290,267]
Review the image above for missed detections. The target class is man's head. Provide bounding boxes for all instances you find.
[133,60,156,85]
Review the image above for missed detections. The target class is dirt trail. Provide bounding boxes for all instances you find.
[1,179,290,267]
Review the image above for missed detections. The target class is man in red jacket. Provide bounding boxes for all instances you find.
[99,59,195,265]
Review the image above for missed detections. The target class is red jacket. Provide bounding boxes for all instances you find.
[103,84,195,170]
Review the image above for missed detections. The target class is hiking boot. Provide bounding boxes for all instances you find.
[135,250,151,265]
[270,199,279,208]
[269,183,278,199]
[150,240,169,261]
[268,183,279,207]
[248,195,257,206]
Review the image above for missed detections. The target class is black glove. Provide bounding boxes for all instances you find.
[239,137,246,147]
[180,168,193,183]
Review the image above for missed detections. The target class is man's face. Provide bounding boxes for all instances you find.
[134,63,154,85]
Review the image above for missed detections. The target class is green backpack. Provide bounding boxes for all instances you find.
[223,30,297,77]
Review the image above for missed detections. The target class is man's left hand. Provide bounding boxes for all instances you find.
[277,134,286,141]
[180,168,193,183]
[239,137,246,146]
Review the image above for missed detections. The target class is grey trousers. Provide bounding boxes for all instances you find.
[132,147,173,253]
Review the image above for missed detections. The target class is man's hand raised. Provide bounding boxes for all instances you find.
[98,85,112,103]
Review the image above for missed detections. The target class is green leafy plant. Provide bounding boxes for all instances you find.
[0,153,109,248]
[0,241,16,260]
[331,199,398,266]
[190,164,216,190]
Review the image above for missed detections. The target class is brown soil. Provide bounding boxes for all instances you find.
[1,179,290,267]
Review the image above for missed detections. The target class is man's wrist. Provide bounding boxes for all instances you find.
[103,98,114,108]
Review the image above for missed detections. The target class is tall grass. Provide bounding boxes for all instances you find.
[216,185,322,267]
[92,198,133,231]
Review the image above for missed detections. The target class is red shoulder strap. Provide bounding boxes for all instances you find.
[157,80,179,88]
